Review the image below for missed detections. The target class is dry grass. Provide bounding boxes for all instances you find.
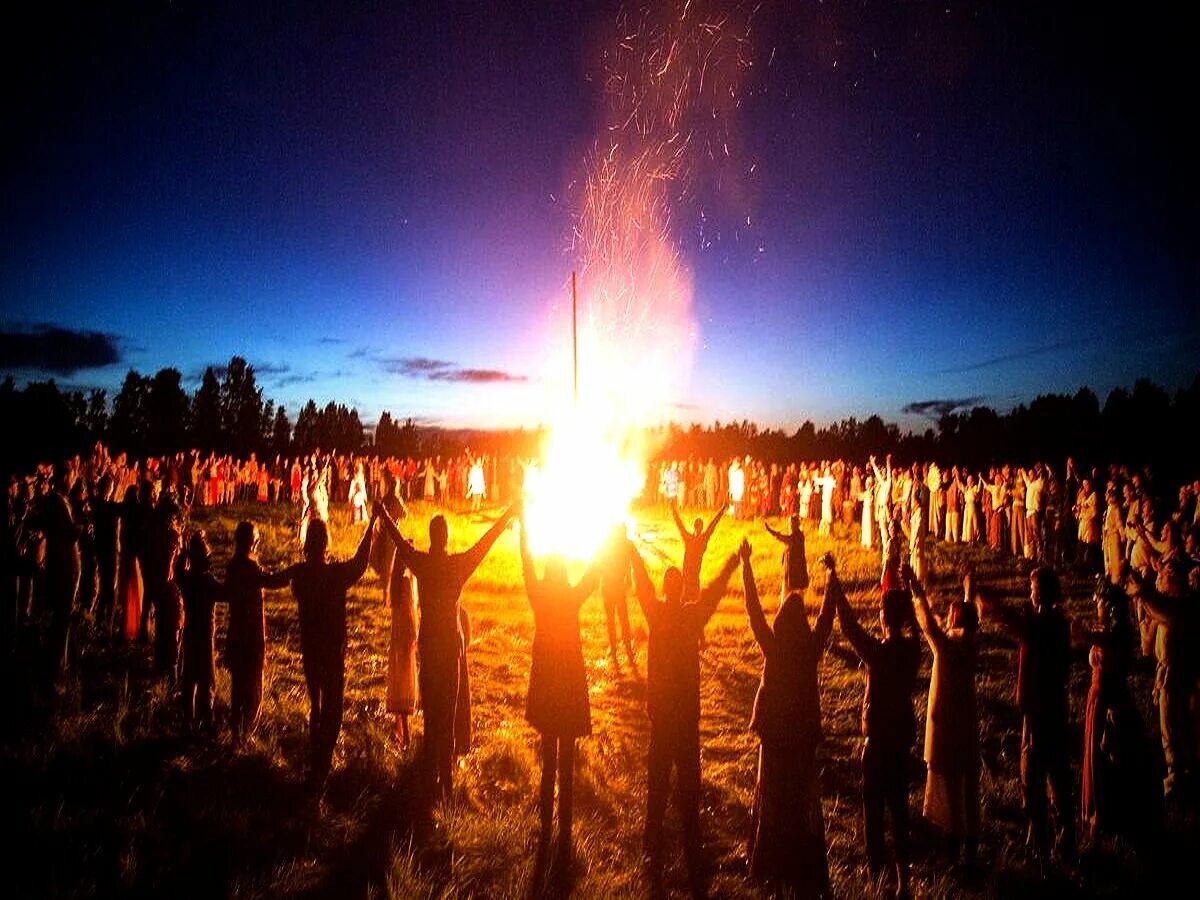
[2,499,1194,898]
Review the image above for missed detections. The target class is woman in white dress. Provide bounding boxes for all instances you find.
[961,474,981,544]
[860,475,875,549]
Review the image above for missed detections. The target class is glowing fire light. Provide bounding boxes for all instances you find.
[522,1,753,560]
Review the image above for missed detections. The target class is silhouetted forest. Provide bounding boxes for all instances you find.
[2,360,1197,481]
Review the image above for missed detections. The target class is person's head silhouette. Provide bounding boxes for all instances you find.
[662,566,683,605]
[304,520,329,562]
[429,514,448,552]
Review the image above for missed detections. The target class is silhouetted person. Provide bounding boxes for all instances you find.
[91,475,121,636]
[223,521,289,742]
[280,514,376,791]
[372,473,416,744]
[764,513,810,594]
[911,565,981,878]
[833,561,921,898]
[518,513,599,879]
[178,531,222,733]
[981,566,1077,869]
[670,497,725,598]
[376,500,516,802]
[742,541,834,898]
[117,486,144,643]
[598,523,636,670]
[628,536,739,895]
[1127,560,1197,802]
[68,478,97,627]
[143,497,183,681]
[1077,575,1160,842]
[36,464,81,686]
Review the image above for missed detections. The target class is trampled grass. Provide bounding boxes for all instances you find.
[2,499,1195,898]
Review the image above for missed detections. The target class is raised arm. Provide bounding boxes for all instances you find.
[908,569,946,650]
[261,564,292,590]
[740,541,773,652]
[1128,572,1188,624]
[341,513,378,586]
[830,561,878,663]
[458,503,517,576]
[572,561,601,608]
[627,540,660,627]
[518,517,536,591]
[698,550,740,625]
[670,500,688,540]
[763,522,787,544]
[703,503,727,540]
[813,553,837,651]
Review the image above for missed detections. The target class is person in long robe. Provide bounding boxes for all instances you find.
[911,565,981,878]
[764,513,810,595]
[91,475,121,637]
[117,486,144,644]
[223,521,290,742]
[278,514,376,791]
[143,498,184,682]
[518,514,599,877]
[372,473,417,744]
[834,566,922,898]
[375,500,516,803]
[35,465,81,687]
[741,542,834,898]
[628,537,739,895]
[1077,575,1160,843]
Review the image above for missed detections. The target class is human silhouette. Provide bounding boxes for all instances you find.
[670,498,725,598]
[598,523,636,670]
[980,566,1077,869]
[178,531,223,733]
[223,521,289,742]
[518,512,599,878]
[375,500,516,802]
[832,558,921,898]
[279,514,376,791]
[628,536,739,895]
[1076,574,1160,842]
[741,541,834,898]
[763,513,809,594]
[911,565,981,878]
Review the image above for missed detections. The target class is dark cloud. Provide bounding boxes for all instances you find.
[317,336,346,345]
[274,373,319,388]
[383,357,527,384]
[933,338,1094,375]
[0,323,122,375]
[902,396,987,421]
[255,362,290,376]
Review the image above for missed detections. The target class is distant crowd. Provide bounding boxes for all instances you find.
[3,442,1199,898]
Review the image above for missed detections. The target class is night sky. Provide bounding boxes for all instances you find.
[2,1,1196,431]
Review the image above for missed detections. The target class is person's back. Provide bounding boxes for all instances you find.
[225,555,269,653]
[179,564,221,660]
[1015,605,1070,727]
[646,601,706,726]
[861,634,922,752]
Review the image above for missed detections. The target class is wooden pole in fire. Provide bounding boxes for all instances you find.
[571,270,578,408]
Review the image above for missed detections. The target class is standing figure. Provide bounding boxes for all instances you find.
[178,532,223,733]
[518,515,599,876]
[764,514,810,595]
[1078,575,1160,842]
[628,538,739,894]
[223,521,289,742]
[143,498,184,681]
[375,501,516,802]
[834,566,922,898]
[671,498,725,598]
[36,465,82,686]
[911,565,981,877]
[742,542,834,898]
[598,524,636,670]
[981,567,1077,868]
[377,487,418,747]
[279,514,376,791]
[1127,561,1197,801]
[117,486,144,643]
[1101,486,1125,584]
[349,462,368,523]
[91,475,121,636]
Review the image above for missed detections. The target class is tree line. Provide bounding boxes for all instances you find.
[1,361,1197,481]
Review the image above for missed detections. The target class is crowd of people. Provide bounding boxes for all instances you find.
[3,441,1199,898]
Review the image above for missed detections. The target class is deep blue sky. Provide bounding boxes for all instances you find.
[1,1,1196,430]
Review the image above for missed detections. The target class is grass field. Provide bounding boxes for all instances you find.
[3,499,1195,898]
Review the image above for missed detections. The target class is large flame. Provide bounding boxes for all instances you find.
[523,1,752,560]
